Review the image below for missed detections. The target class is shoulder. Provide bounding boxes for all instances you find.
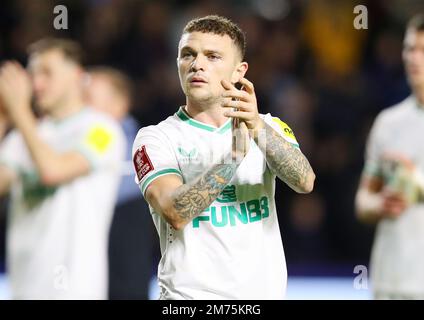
[260,113,299,146]
[134,114,179,143]
[76,108,126,156]
[374,96,414,127]
[80,108,123,132]
[133,117,180,159]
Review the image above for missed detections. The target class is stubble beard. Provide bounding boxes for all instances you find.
[186,86,221,108]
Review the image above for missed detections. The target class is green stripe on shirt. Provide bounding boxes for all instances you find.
[141,168,183,196]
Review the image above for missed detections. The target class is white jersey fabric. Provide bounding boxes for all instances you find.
[0,108,125,299]
[132,106,299,300]
[365,96,424,296]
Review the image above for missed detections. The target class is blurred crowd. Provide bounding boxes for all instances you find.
[1,0,423,278]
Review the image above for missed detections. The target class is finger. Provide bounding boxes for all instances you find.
[383,188,406,198]
[390,207,405,217]
[384,193,405,202]
[224,110,252,120]
[222,89,251,101]
[1,63,18,83]
[221,100,251,111]
[221,79,235,90]
[384,203,406,214]
[383,152,415,170]
[384,197,407,208]
[382,206,399,218]
[239,120,248,130]
[10,62,27,81]
[384,200,407,213]
[13,61,29,80]
[238,77,254,94]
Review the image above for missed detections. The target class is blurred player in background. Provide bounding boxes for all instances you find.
[0,38,125,299]
[85,67,153,299]
[0,101,8,139]
[132,15,315,299]
[356,14,424,299]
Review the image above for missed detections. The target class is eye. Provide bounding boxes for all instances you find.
[208,54,221,60]
[181,52,193,58]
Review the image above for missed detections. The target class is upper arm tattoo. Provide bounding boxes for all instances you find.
[260,122,313,190]
[172,163,238,221]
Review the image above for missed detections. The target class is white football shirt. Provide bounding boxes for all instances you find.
[133,106,299,300]
[0,108,125,299]
[365,96,424,296]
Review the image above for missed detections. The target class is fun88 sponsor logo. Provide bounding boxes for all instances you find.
[192,196,270,228]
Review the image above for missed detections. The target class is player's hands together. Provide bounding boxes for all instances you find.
[379,153,421,219]
[380,189,408,219]
[221,78,265,139]
[0,61,33,122]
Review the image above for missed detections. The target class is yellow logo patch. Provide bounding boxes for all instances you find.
[272,117,297,142]
[85,125,113,154]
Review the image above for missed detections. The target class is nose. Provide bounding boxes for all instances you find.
[190,54,206,72]
[405,47,423,65]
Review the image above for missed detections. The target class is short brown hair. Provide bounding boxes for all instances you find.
[88,66,133,106]
[407,14,424,32]
[27,38,84,65]
[183,15,246,60]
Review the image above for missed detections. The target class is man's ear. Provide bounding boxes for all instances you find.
[231,62,248,84]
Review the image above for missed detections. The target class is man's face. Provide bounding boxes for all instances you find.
[84,75,115,115]
[29,49,81,114]
[403,29,424,88]
[177,31,242,104]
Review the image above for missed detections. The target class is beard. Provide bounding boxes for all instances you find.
[185,86,221,105]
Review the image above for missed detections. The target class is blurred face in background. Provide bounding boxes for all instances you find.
[403,29,424,89]
[84,74,127,120]
[29,49,82,114]
[177,31,247,106]
[0,99,5,119]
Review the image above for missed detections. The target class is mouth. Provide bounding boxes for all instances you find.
[407,65,423,75]
[189,76,208,84]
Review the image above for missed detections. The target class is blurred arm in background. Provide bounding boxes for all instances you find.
[0,61,91,188]
[0,166,15,197]
[355,154,420,224]
[0,101,16,196]
[0,104,8,139]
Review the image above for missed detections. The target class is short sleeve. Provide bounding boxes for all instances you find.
[263,113,300,148]
[76,120,125,171]
[363,114,385,178]
[132,126,182,196]
[0,130,27,173]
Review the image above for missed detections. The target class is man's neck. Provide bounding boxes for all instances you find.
[185,100,228,128]
[414,86,424,108]
[50,95,84,121]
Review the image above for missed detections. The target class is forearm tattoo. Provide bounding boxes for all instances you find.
[173,163,238,221]
[261,123,313,190]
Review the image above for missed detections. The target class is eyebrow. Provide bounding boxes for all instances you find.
[180,46,195,53]
[179,46,224,55]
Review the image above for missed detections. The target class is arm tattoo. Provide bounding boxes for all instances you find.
[173,163,238,221]
[260,122,313,190]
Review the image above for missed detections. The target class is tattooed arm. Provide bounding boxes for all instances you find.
[145,161,239,230]
[145,121,249,231]
[258,122,315,193]
[222,77,315,194]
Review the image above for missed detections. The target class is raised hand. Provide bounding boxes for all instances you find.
[0,61,33,123]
